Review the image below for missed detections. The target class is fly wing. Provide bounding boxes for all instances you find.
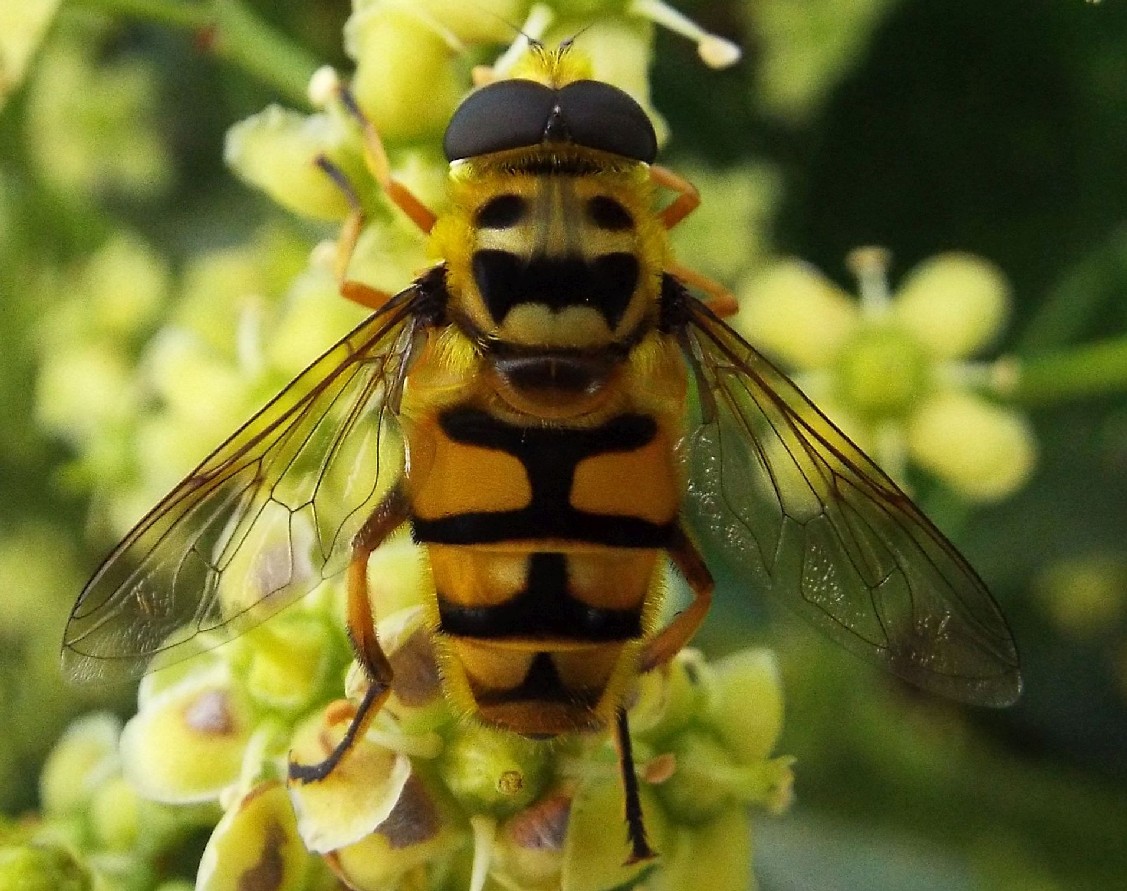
[678,296,1021,706]
[62,280,438,683]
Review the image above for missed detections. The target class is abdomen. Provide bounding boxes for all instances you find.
[406,403,679,736]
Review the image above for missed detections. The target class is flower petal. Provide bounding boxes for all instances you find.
[323,772,467,891]
[892,253,1010,360]
[652,807,753,891]
[197,781,313,891]
[224,107,363,221]
[906,390,1036,502]
[707,648,785,763]
[121,667,253,804]
[288,707,412,852]
[561,781,666,891]
[737,259,858,369]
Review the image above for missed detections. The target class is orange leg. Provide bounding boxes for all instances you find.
[639,524,714,674]
[338,89,437,235]
[315,88,438,312]
[651,164,700,230]
[288,486,410,783]
[668,263,739,318]
[652,165,739,318]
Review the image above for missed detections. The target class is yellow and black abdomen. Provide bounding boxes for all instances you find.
[406,404,679,737]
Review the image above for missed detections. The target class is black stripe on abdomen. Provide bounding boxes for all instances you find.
[413,510,672,547]
[437,552,642,641]
[410,407,675,549]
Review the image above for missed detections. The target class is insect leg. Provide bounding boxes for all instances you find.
[313,154,397,312]
[338,88,438,235]
[288,484,410,783]
[667,262,739,318]
[653,165,739,315]
[614,706,657,864]
[638,524,714,673]
[652,164,700,230]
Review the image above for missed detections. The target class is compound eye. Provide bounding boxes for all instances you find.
[556,81,657,164]
[444,80,557,162]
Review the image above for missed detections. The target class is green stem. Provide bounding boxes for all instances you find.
[1006,336,1127,406]
[71,0,319,106]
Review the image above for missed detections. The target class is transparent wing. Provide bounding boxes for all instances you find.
[679,297,1021,706]
[63,282,435,684]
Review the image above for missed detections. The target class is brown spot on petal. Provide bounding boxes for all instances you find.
[506,793,571,852]
[377,774,440,850]
[643,753,676,784]
[183,689,235,735]
[389,628,441,706]
[238,821,286,891]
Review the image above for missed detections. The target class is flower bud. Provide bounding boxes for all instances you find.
[89,775,141,852]
[121,668,254,804]
[77,234,170,339]
[346,7,462,142]
[225,107,364,221]
[439,724,548,817]
[632,649,710,740]
[36,342,135,446]
[242,615,336,713]
[707,648,785,763]
[405,0,529,44]
[40,713,121,818]
[1035,555,1127,639]
[0,843,88,891]
[261,266,364,379]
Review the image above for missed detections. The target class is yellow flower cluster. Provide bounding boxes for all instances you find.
[737,247,1036,501]
[34,537,791,891]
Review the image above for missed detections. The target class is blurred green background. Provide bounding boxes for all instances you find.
[2,1,1127,889]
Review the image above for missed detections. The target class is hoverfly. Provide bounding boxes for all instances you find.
[63,42,1020,863]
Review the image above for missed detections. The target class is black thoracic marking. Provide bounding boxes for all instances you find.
[586,196,634,231]
[473,651,601,709]
[493,350,618,396]
[472,250,639,329]
[412,407,674,548]
[475,194,527,229]
[438,552,643,641]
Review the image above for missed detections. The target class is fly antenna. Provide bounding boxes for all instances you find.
[558,22,596,52]
[483,3,556,81]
